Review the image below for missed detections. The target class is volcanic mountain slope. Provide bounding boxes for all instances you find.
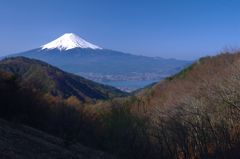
[12,33,190,89]
[41,33,102,50]
[0,119,114,159]
[0,57,126,102]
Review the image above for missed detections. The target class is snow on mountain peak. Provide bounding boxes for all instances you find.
[41,33,102,50]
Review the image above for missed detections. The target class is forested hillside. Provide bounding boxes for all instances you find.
[0,57,126,102]
[129,52,240,158]
[1,53,240,159]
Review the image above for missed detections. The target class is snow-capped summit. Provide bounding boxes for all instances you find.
[41,33,102,50]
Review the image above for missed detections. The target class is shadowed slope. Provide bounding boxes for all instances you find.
[0,119,114,159]
[0,57,127,102]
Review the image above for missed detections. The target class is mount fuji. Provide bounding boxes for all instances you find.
[10,33,190,91]
[41,33,102,50]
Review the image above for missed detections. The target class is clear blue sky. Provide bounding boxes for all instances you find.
[1,0,240,60]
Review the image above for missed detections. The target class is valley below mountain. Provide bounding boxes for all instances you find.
[11,33,190,91]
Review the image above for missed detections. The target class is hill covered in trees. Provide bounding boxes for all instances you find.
[0,57,126,103]
[1,53,240,159]
[0,57,143,159]
[128,52,240,158]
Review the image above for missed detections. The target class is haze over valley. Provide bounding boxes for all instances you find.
[11,33,190,91]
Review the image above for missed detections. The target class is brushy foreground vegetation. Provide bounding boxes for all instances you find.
[132,52,240,158]
[1,53,240,159]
